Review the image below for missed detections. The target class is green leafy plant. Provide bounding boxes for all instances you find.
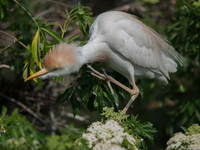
[0,0,9,19]
[165,0,200,135]
[46,125,84,150]
[101,107,129,122]
[185,124,200,135]
[0,107,45,149]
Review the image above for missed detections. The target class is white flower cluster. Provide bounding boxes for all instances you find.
[82,120,138,150]
[166,132,200,149]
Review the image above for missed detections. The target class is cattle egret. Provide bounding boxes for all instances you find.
[25,11,184,113]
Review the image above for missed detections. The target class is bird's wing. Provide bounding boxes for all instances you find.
[105,14,184,78]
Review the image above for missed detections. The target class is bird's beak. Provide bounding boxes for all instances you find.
[24,68,49,82]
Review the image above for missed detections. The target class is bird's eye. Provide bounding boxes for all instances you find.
[50,68,58,72]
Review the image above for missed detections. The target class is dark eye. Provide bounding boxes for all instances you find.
[49,68,58,72]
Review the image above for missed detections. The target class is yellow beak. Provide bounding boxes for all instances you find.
[24,68,49,82]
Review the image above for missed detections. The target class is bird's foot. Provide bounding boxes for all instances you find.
[87,65,110,81]
[87,65,116,99]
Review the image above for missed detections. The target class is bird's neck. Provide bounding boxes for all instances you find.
[77,39,109,65]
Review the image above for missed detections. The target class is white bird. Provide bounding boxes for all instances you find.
[25,11,184,113]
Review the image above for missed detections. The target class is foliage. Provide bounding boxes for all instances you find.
[101,107,129,122]
[0,107,45,149]
[56,72,125,117]
[165,0,200,135]
[46,126,84,150]
[0,0,9,19]
[185,124,200,135]
[101,107,157,149]
[142,0,160,4]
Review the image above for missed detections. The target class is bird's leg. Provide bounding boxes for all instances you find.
[101,68,118,102]
[122,77,139,113]
[87,65,134,95]
[87,65,139,112]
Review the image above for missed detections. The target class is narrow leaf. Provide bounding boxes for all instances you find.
[41,28,65,43]
[68,35,80,42]
[30,59,38,83]
[0,4,4,19]
[32,30,40,66]
[23,63,29,79]
[70,92,81,117]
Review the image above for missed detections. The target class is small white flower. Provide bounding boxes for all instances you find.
[82,120,138,150]
[166,132,200,149]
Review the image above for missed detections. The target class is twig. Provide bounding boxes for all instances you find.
[0,93,46,125]
[0,64,10,69]
[63,112,90,124]
[0,30,27,52]
[34,7,54,19]
[0,41,15,55]
[46,0,72,8]
[111,4,131,12]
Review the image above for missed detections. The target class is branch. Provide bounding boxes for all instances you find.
[0,41,15,55]
[111,4,131,12]
[0,93,47,125]
[0,64,10,69]
[0,30,27,55]
[46,0,72,8]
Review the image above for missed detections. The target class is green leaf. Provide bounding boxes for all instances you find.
[122,139,135,150]
[30,59,38,83]
[87,94,96,111]
[179,83,187,93]
[76,88,87,108]
[70,92,81,117]
[195,109,200,121]
[2,107,7,116]
[27,44,31,51]
[188,103,195,116]
[181,126,188,133]
[68,35,79,42]
[180,101,190,113]
[55,87,73,105]
[43,40,50,56]
[94,98,99,110]
[54,76,63,83]
[0,4,4,19]
[41,27,65,43]
[32,30,40,66]
[1,0,9,6]
[79,80,94,102]
[142,122,153,128]
[23,63,29,79]
[72,17,79,28]
[137,84,144,98]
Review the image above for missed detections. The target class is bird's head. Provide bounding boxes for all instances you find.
[25,43,80,82]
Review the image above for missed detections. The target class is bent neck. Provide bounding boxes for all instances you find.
[77,39,109,66]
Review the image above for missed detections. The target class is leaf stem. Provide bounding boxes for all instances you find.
[13,0,40,29]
